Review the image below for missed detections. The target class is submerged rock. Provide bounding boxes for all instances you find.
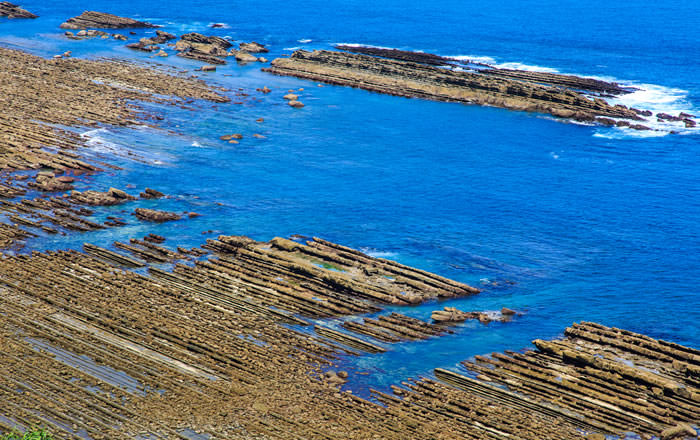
[60,11,157,29]
[0,2,37,18]
[220,133,243,141]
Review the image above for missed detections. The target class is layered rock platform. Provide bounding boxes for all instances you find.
[0,237,697,439]
[264,49,654,127]
[0,1,36,18]
[60,11,157,29]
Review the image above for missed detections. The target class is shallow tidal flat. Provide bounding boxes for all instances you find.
[0,15,698,440]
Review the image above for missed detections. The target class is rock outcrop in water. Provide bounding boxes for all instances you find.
[264,49,650,127]
[60,11,157,29]
[133,207,181,222]
[336,45,632,95]
[175,32,232,64]
[0,2,36,18]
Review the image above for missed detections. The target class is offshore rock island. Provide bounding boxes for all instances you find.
[0,7,698,440]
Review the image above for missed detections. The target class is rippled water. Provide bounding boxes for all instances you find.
[2,0,699,391]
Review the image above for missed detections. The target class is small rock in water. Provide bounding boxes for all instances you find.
[133,208,181,222]
[156,50,168,57]
[139,188,164,199]
[253,134,266,139]
[501,307,516,316]
[220,134,243,141]
[288,100,304,108]
[256,118,264,123]
[199,65,217,72]
[238,41,268,53]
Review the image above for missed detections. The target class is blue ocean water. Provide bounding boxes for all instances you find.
[1,0,699,393]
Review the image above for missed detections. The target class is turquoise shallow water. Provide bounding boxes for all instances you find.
[1,0,699,394]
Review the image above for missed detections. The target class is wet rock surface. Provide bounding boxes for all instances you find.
[0,1,36,18]
[60,11,157,29]
[264,49,652,127]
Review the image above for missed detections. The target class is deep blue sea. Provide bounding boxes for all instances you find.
[1,0,699,394]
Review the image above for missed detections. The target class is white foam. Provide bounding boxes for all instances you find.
[191,141,202,147]
[333,42,397,51]
[298,39,312,44]
[493,62,559,73]
[283,46,301,51]
[80,129,123,154]
[593,128,670,139]
[359,247,397,258]
[449,55,497,65]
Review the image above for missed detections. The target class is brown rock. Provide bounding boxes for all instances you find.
[133,208,181,222]
[139,188,164,199]
[283,93,299,100]
[0,2,37,18]
[239,42,269,53]
[660,423,697,440]
[288,100,304,108]
[232,50,258,63]
[60,11,157,29]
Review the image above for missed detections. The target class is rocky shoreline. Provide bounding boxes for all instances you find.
[0,18,698,440]
[0,237,696,439]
